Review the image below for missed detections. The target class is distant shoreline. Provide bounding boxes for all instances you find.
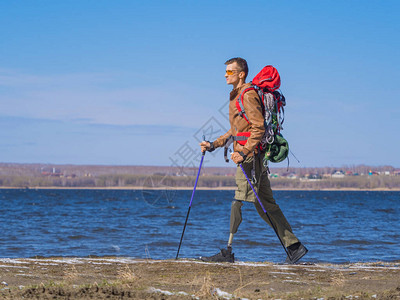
[2,163,400,190]
[1,186,400,191]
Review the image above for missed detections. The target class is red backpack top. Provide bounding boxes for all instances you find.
[252,65,281,91]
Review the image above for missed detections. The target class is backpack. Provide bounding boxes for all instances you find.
[235,65,289,164]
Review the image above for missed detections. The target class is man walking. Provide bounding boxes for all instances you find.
[200,57,307,263]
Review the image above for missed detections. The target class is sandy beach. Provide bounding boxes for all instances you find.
[0,257,399,299]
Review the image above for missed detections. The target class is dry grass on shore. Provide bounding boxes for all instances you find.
[0,257,399,299]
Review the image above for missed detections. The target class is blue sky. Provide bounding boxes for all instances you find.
[0,0,399,168]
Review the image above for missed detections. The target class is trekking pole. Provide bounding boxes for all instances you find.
[239,164,292,260]
[175,150,205,259]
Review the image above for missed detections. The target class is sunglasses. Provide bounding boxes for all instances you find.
[225,70,240,75]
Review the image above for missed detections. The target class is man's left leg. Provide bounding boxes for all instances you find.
[253,156,308,263]
[255,177,308,263]
[255,176,298,247]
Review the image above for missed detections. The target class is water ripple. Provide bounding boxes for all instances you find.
[0,189,399,263]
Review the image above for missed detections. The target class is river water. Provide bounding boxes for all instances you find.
[0,189,398,263]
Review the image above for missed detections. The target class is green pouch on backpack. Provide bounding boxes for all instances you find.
[264,133,289,163]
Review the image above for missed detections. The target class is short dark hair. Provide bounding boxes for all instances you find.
[225,57,248,80]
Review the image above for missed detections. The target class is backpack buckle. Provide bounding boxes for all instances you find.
[251,169,257,185]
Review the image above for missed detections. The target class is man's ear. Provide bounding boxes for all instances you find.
[239,71,245,79]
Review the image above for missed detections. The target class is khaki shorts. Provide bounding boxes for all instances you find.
[234,155,271,203]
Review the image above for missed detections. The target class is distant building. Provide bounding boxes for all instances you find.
[308,174,322,180]
[368,170,379,176]
[41,167,62,177]
[332,170,345,178]
[286,173,297,179]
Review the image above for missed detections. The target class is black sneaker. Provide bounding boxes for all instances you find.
[200,247,235,263]
[285,242,308,264]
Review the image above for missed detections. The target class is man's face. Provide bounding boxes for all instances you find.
[225,62,242,86]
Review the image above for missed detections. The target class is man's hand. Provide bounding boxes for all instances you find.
[231,152,245,164]
[200,141,211,153]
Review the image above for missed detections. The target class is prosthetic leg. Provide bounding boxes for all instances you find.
[199,200,242,263]
[228,200,243,248]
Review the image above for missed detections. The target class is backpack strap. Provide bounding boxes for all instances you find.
[224,136,234,162]
[235,87,256,124]
[273,91,285,133]
[223,134,254,162]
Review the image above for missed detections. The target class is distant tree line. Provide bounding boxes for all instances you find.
[1,173,400,190]
[269,165,397,176]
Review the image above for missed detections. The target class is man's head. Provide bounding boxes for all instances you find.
[224,57,248,88]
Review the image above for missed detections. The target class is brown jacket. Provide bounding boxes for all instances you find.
[213,83,265,156]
